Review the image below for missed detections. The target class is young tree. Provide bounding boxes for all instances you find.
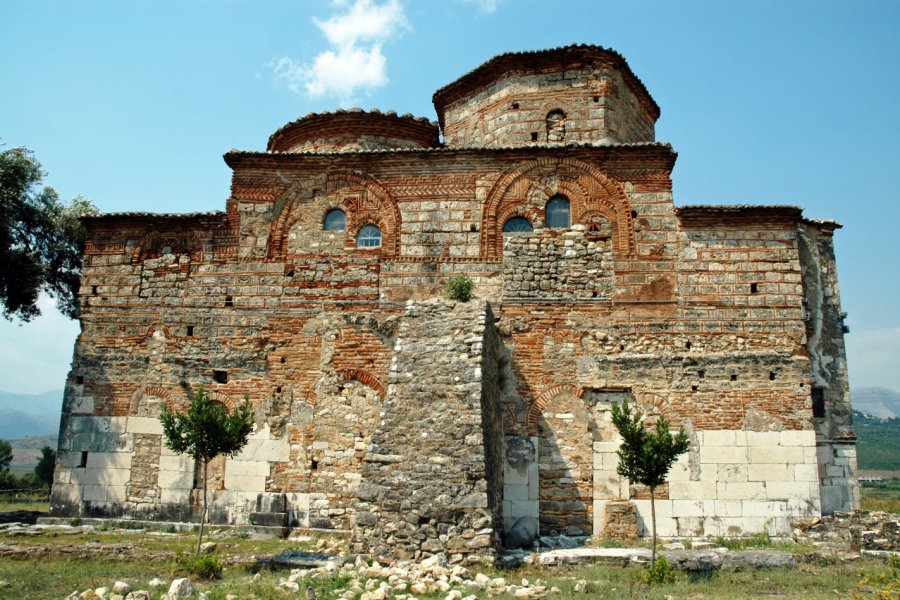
[0,439,12,471]
[0,145,98,321]
[35,446,56,496]
[611,400,690,564]
[160,387,254,554]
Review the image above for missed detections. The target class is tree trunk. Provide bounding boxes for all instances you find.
[650,486,657,564]
[197,459,208,556]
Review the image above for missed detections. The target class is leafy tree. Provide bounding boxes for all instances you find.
[611,400,690,565]
[0,439,12,471]
[0,144,98,321]
[160,386,254,554]
[35,445,56,495]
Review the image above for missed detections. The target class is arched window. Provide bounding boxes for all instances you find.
[323,209,346,231]
[545,195,570,228]
[503,216,534,233]
[546,109,566,142]
[356,224,382,248]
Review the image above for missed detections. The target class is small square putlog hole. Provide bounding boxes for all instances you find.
[213,370,228,384]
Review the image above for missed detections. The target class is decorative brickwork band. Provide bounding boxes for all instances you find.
[481,157,635,259]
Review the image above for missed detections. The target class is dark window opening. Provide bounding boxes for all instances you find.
[592,96,600,103]
[213,370,228,384]
[286,268,295,277]
[511,102,520,109]
[186,326,194,336]
[698,370,705,379]
[470,223,478,232]
[750,283,759,294]
[311,459,318,471]
[530,132,538,142]
[769,371,776,381]
[76,375,84,385]
[323,209,347,231]
[276,386,282,394]
[78,451,88,468]
[731,374,738,381]
[280,356,286,364]
[812,387,826,418]
[545,195,570,228]
[631,210,638,218]
[91,285,98,295]
[503,216,533,233]
[691,385,699,392]
[685,341,692,350]
[224,295,234,307]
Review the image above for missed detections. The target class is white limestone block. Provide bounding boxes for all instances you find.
[713,500,743,517]
[779,430,816,447]
[700,430,736,446]
[748,463,794,483]
[159,487,191,504]
[81,467,131,487]
[126,417,163,435]
[700,445,749,464]
[592,471,621,499]
[71,396,95,414]
[86,451,132,470]
[668,478,717,500]
[224,472,265,492]
[225,459,269,478]
[746,431,781,448]
[718,462,749,483]
[507,500,539,518]
[82,484,107,502]
[718,482,766,500]
[504,484,528,502]
[671,499,705,517]
[742,500,788,517]
[749,445,805,464]
[765,481,810,501]
[106,484,127,502]
[794,463,819,482]
[157,468,193,490]
[107,417,128,433]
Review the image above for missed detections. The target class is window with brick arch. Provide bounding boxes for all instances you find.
[545,195,570,228]
[503,216,534,233]
[546,109,566,142]
[323,209,346,231]
[356,224,382,248]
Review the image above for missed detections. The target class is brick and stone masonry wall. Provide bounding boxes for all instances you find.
[351,299,504,562]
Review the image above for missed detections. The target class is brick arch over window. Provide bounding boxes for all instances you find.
[269,171,401,259]
[131,230,204,264]
[481,158,634,259]
[128,385,186,416]
[525,385,585,429]
[338,369,387,399]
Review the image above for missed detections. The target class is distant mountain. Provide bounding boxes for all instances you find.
[852,387,900,419]
[0,389,63,440]
[854,410,900,471]
[8,434,58,470]
[0,389,63,417]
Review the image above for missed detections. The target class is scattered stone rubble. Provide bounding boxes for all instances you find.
[793,510,900,555]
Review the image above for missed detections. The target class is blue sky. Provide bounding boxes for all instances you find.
[1,0,899,394]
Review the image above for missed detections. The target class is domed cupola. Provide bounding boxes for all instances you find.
[267,108,440,153]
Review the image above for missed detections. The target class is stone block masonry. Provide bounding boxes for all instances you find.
[51,44,858,557]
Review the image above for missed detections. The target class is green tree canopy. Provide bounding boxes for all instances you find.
[611,400,690,565]
[35,445,56,494]
[0,439,12,471]
[0,145,98,321]
[160,386,254,554]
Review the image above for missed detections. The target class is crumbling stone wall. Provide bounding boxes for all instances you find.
[351,299,503,561]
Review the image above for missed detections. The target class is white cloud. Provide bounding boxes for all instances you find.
[272,0,409,104]
[845,326,900,392]
[456,0,501,14]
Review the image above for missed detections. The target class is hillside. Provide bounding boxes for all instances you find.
[0,389,62,440]
[853,410,900,471]
[851,387,900,419]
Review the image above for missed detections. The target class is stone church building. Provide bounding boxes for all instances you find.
[51,45,858,559]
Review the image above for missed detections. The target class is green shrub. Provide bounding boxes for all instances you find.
[857,554,900,598]
[643,556,677,585]
[174,552,224,580]
[713,529,772,550]
[68,517,82,527]
[444,274,475,302]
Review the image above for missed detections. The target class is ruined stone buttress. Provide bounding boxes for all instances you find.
[51,44,859,560]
